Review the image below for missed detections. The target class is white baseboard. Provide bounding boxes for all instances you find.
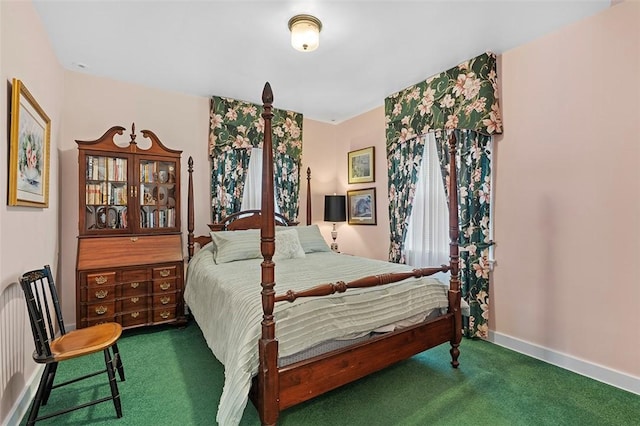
[488,330,639,395]
[2,365,43,426]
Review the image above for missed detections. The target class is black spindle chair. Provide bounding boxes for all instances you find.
[19,265,125,425]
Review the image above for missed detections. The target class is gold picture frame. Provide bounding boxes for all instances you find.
[8,79,51,207]
[347,146,374,184]
[347,187,377,225]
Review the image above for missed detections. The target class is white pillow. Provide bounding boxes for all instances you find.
[210,229,260,264]
[274,228,306,260]
[281,225,331,253]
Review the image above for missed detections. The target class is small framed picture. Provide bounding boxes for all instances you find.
[347,146,374,184]
[347,187,376,225]
[8,79,51,207]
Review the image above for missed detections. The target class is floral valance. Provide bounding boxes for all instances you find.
[208,96,303,158]
[385,51,502,147]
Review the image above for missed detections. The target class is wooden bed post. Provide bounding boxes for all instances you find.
[447,132,462,367]
[258,82,279,426]
[187,156,195,260]
[306,167,311,226]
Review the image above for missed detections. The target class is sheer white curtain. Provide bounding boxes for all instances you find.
[240,148,262,210]
[405,133,449,273]
[240,148,280,213]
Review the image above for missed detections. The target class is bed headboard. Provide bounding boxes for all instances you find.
[208,210,297,231]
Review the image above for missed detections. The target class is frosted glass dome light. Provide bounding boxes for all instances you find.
[288,14,322,52]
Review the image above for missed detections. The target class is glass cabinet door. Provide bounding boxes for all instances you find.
[139,159,177,230]
[84,155,129,232]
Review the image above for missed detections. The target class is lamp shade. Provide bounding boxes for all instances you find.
[324,195,346,222]
[288,14,322,52]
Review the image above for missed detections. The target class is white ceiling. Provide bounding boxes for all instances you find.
[33,0,610,123]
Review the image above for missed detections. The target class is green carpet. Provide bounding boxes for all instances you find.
[20,322,639,425]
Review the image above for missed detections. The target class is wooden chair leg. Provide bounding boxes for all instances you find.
[27,364,54,426]
[112,343,125,381]
[41,362,58,405]
[103,349,123,418]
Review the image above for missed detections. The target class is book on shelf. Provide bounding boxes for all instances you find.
[87,156,93,180]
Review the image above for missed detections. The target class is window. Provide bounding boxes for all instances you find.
[405,133,450,280]
[405,131,495,279]
[240,147,280,213]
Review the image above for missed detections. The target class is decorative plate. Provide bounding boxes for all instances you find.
[157,186,168,205]
[96,206,118,229]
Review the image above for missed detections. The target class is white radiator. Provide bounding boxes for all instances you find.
[0,283,28,425]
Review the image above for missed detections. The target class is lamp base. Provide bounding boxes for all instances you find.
[330,223,339,252]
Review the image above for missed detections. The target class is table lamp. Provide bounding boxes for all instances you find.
[324,194,346,252]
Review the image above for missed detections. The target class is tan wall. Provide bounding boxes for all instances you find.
[294,112,389,260]
[0,1,65,423]
[333,107,390,260]
[493,0,639,376]
[299,118,339,230]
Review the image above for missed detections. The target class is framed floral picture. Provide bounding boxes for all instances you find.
[347,146,374,184]
[8,79,51,207]
[347,187,376,225]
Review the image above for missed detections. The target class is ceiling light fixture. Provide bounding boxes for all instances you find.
[288,14,322,52]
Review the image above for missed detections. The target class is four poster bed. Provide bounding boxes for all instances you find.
[185,82,463,426]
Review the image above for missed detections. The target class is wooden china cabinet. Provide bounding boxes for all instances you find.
[75,124,186,330]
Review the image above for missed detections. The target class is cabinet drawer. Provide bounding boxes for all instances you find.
[121,269,148,282]
[153,278,176,293]
[120,310,149,328]
[86,301,116,319]
[153,307,176,322]
[86,285,116,303]
[120,295,149,311]
[121,281,148,297]
[152,266,177,279]
[86,272,116,288]
[153,293,176,307]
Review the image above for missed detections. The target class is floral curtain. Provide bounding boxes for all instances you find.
[435,130,492,338]
[209,96,303,222]
[274,154,300,220]
[384,52,502,338]
[387,135,427,263]
[210,149,251,218]
[385,52,502,139]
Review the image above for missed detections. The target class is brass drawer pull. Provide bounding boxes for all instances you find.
[130,297,139,303]
[95,306,108,315]
[94,276,107,285]
[160,282,171,291]
[160,311,170,319]
[160,296,170,305]
[131,312,140,318]
[131,282,140,289]
[159,269,171,277]
[95,290,108,299]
